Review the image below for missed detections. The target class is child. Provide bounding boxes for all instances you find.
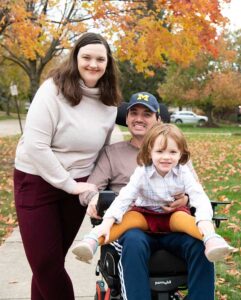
[73,123,234,263]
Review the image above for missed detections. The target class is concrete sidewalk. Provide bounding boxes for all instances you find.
[0,218,101,300]
[0,119,25,137]
[0,120,124,299]
[0,119,124,144]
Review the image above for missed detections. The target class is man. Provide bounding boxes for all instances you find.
[82,92,215,300]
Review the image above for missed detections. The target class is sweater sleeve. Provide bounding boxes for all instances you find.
[181,165,213,223]
[78,147,112,205]
[22,81,78,194]
[103,166,142,223]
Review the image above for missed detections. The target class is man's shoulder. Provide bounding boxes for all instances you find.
[103,140,138,163]
[105,141,133,152]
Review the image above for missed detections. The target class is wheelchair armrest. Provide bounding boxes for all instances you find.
[211,200,231,212]
[190,200,230,228]
[211,200,230,228]
[90,191,117,226]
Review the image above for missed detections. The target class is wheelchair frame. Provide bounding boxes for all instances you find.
[91,191,230,300]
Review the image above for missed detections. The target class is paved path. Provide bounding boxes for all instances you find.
[0,119,124,299]
[0,119,25,137]
[0,119,124,143]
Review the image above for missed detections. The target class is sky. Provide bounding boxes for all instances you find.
[222,0,241,30]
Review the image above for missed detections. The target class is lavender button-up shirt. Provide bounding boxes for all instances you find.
[104,164,213,224]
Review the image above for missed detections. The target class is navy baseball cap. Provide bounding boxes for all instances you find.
[127,92,160,114]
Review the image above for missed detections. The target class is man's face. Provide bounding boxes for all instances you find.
[126,104,158,138]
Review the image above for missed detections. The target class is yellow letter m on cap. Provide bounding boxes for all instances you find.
[137,94,149,102]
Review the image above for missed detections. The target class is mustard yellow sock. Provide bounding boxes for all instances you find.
[98,211,149,245]
[169,211,203,240]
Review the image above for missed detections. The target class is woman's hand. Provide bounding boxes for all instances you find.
[73,182,98,195]
[162,193,189,213]
[86,193,101,219]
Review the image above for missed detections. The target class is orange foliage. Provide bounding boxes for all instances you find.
[203,71,241,108]
[114,0,231,72]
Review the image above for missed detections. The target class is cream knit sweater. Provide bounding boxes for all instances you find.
[15,78,117,194]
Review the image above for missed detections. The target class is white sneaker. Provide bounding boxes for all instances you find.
[204,233,234,262]
[72,233,98,263]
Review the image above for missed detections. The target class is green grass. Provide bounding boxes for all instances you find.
[174,123,241,134]
[0,111,26,121]
[119,123,241,136]
[0,135,19,244]
[0,129,240,299]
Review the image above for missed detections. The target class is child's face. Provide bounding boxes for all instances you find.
[151,135,181,176]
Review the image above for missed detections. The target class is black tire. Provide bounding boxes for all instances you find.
[175,119,183,124]
[198,119,206,126]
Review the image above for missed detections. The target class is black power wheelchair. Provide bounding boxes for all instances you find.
[90,102,230,300]
[91,191,230,300]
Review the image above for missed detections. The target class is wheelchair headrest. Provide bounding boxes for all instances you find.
[115,102,170,127]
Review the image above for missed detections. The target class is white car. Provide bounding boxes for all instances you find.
[170,111,208,126]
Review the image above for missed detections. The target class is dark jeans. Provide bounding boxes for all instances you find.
[116,229,215,300]
[14,169,87,300]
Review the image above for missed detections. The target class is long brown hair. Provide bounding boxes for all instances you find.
[48,32,122,106]
[137,123,190,166]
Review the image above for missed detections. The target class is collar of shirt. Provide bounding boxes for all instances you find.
[146,164,180,179]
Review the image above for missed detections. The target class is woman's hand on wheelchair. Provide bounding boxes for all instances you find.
[162,193,188,213]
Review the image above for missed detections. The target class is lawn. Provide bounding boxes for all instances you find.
[0,125,240,299]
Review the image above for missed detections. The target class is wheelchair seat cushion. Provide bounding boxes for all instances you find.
[149,249,187,276]
[99,244,187,278]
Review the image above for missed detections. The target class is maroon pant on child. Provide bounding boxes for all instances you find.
[14,169,87,300]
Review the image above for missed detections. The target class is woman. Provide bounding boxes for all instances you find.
[14,32,121,300]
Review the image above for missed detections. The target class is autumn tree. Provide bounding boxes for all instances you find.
[0,0,123,101]
[159,33,241,125]
[228,29,241,72]
[118,60,166,101]
[0,0,231,101]
[115,0,231,72]
[0,1,14,35]
[0,60,29,115]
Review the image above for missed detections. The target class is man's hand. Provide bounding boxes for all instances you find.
[73,182,98,194]
[162,193,188,213]
[86,193,101,219]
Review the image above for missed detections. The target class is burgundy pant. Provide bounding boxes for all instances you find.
[14,169,87,300]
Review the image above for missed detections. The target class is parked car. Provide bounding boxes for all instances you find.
[25,102,31,111]
[170,111,208,126]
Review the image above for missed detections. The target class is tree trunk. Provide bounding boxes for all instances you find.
[28,61,41,102]
[206,108,215,126]
[202,103,217,127]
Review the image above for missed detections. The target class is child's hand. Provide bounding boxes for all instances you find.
[94,218,115,243]
[162,193,188,212]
